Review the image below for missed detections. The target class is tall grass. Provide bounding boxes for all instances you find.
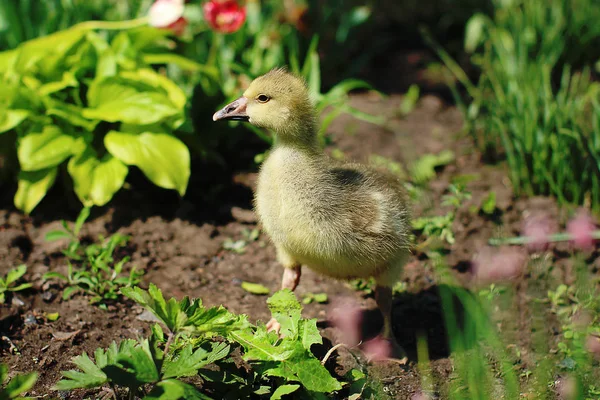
[426,0,600,209]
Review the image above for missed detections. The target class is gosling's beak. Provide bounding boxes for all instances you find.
[212,97,249,122]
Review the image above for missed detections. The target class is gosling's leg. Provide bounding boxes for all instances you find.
[374,284,407,362]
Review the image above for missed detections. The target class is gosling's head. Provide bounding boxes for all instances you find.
[213,68,317,139]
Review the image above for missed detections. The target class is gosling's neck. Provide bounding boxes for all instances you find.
[271,116,321,156]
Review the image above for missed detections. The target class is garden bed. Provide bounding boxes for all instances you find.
[1,55,598,399]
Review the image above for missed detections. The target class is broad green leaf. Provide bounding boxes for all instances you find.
[14,167,57,214]
[241,281,270,295]
[9,283,33,292]
[5,264,27,285]
[271,384,300,400]
[298,319,322,350]
[18,125,77,171]
[121,69,187,110]
[84,76,180,125]
[12,28,87,76]
[144,379,212,400]
[54,353,108,390]
[0,109,29,134]
[104,130,189,196]
[68,146,128,207]
[4,370,37,397]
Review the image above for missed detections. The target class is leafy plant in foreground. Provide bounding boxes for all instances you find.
[0,364,37,400]
[56,285,343,398]
[0,264,32,304]
[43,207,142,305]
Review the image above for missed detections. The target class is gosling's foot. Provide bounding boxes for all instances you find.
[266,317,281,334]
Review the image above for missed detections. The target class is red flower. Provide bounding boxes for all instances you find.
[203,0,246,34]
[148,0,187,35]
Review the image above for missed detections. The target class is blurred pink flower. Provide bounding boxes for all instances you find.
[567,210,596,251]
[148,0,187,35]
[362,336,392,361]
[555,376,577,400]
[411,392,432,400]
[522,213,557,252]
[203,0,246,34]
[328,297,363,347]
[586,335,600,359]
[471,246,527,285]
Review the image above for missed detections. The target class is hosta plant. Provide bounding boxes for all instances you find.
[0,21,191,213]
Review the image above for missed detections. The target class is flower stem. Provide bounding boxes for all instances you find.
[489,230,600,246]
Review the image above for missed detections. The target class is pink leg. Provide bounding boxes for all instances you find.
[267,264,301,332]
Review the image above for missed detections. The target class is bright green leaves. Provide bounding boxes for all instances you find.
[105,130,190,196]
[68,147,128,207]
[14,167,57,214]
[84,72,184,127]
[0,24,191,213]
[17,125,78,171]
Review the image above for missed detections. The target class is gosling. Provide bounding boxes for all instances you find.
[213,68,411,358]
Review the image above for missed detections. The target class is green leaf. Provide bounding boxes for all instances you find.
[45,101,98,132]
[4,370,37,397]
[241,281,270,295]
[410,150,455,185]
[68,146,128,207]
[271,384,300,400]
[298,319,322,350]
[17,125,77,171]
[84,76,180,125]
[120,69,187,110]
[122,284,187,333]
[62,286,80,300]
[44,230,71,242]
[144,379,213,400]
[104,130,189,196]
[267,289,302,338]
[5,264,27,285]
[115,342,160,384]
[9,283,32,292]
[0,364,7,383]
[38,71,78,96]
[0,109,29,134]
[481,191,497,215]
[162,343,229,379]
[43,271,68,281]
[464,14,488,53]
[54,353,108,390]
[14,167,57,214]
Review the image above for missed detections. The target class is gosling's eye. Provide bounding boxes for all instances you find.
[256,94,270,103]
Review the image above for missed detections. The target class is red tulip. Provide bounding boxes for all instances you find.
[148,0,187,35]
[203,0,246,34]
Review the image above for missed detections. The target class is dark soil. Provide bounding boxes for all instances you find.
[0,53,595,399]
